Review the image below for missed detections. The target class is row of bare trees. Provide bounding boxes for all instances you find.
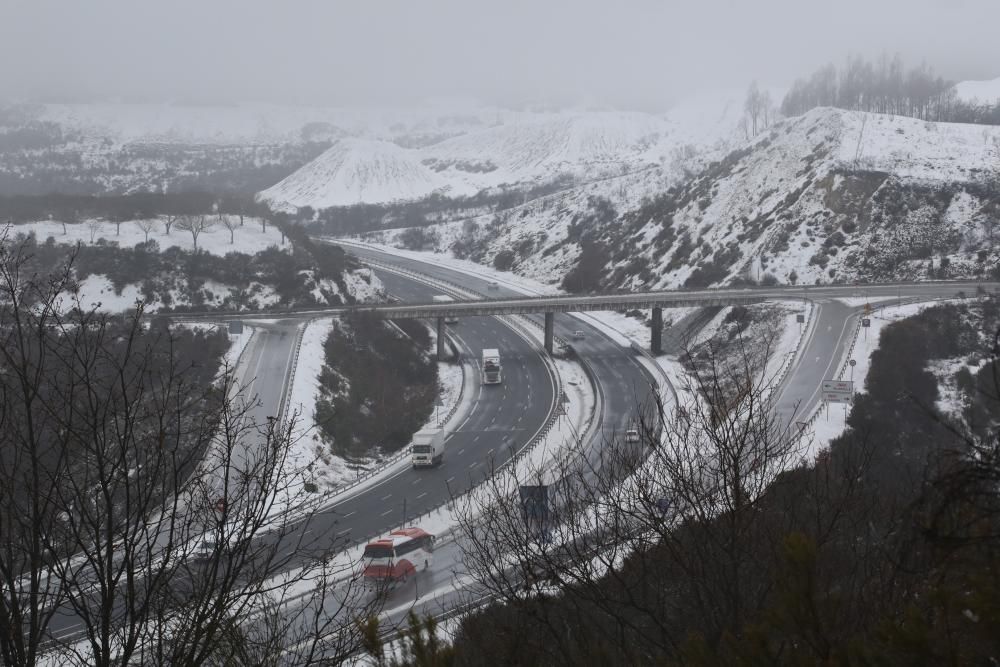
[0,235,381,665]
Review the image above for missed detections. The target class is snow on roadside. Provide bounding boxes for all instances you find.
[334,239,561,297]
[273,316,470,521]
[281,318,353,495]
[807,301,944,454]
[834,296,903,307]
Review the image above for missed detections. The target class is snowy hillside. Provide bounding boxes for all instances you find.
[955,76,1000,104]
[259,138,459,208]
[362,107,1000,290]
[261,91,755,210]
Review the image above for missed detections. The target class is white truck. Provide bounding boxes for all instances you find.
[411,428,445,468]
[482,349,502,385]
[432,294,459,324]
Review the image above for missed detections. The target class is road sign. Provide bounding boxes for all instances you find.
[849,359,857,367]
[863,303,872,314]
[796,313,805,323]
[862,318,871,327]
[228,321,243,335]
[822,380,853,393]
[822,379,853,404]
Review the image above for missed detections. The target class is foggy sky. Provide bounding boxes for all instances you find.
[3,0,999,110]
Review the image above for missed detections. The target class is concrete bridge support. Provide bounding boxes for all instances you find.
[544,312,555,354]
[437,317,446,360]
[651,306,663,355]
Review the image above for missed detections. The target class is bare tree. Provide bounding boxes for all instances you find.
[86,219,103,244]
[137,219,156,243]
[162,214,179,236]
[0,235,385,666]
[176,214,214,252]
[221,215,240,244]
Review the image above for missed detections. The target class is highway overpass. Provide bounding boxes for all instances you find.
[170,279,999,356]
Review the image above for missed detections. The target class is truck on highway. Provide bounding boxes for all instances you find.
[432,294,459,324]
[411,427,445,467]
[482,348,502,384]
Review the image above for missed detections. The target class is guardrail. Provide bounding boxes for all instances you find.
[277,320,309,424]
[768,299,816,401]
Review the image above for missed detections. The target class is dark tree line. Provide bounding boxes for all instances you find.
[782,54,1000,125]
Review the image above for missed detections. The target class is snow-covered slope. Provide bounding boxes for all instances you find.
[261,92,755,210]
[364,107,1000,290]
[954,76,1000,104]
[259,138,458,208]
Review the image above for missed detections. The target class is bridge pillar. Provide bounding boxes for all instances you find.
[436,317,446,360]
[651,307,663,355]
[544,312,555,354]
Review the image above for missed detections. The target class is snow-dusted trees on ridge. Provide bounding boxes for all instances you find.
[743,81,774,139]
[780,53,1000,124]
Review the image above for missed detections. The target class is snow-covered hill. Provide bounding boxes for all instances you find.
[259,138,459,208]
[362,107,1000,289]
[256,90,760,210]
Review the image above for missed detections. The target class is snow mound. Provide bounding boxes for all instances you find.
[258,138,456,209]
[954,76,1000,104]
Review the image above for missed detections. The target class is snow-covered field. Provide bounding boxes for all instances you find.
[6,217,285,257]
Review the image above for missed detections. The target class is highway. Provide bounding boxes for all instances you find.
[43,242,974,652]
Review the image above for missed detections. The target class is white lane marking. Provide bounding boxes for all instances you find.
[411,478,421,485]
[458,448,465,455]
[337,528,351,535]
[472,435,480,442]
[468,461,478,469]
[447,476,455,483]
[380,494,392,501]
[343,511,355,518]
[380,509,393,517]
[416,492,427,500]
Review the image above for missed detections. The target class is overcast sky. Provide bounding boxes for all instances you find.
[2,0,998,110]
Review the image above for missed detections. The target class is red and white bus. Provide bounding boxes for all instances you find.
[362,527,435,581]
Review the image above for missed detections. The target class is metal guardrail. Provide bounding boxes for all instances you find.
[277,320,309,424]
[768,299,816,401]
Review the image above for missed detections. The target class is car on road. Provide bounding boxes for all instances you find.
[624,428,640,444]
[570,330,587,340]
[487,281,500,291]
